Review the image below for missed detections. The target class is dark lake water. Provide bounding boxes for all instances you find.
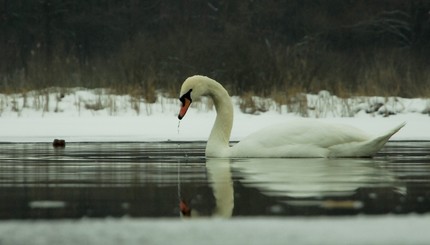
[0,141,429,219]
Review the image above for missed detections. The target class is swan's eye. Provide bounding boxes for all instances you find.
[179,89,192,106]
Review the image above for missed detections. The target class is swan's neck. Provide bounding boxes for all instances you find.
[206,82,233,157]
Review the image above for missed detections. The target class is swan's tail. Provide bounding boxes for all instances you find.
[371,121,406,149]
[329,122,406,157]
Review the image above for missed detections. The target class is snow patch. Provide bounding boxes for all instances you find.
[0,88,429,142]
[0,216,429,245]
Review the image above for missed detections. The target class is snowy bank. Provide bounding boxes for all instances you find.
[0,88,429,142]
[0,215,429,245]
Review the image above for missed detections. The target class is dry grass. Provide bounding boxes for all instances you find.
[1,29,429,101]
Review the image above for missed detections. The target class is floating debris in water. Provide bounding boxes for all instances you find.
[52,139,66,148]
[29,200,66,209]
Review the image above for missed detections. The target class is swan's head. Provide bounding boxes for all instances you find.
[178,75,212,120]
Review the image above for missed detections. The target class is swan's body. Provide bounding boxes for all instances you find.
[178,75,405,158]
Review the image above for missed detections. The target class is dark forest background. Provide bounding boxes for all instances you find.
[1,0,430,99]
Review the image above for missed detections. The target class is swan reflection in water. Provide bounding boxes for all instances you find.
[182,158,405,218]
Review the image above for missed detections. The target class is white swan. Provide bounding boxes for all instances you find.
[178,75,405,158]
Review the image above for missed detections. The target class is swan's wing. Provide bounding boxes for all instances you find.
[231,120,370,157]
[239,120,369,147]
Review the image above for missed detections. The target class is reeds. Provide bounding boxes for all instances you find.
[1,8,429,100]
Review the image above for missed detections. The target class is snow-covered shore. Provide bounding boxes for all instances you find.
[0,88,429,142]
[1,215,430,245]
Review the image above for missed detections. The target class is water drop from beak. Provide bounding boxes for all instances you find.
[177,120,181,134]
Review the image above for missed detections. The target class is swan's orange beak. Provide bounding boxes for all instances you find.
[178,97,191,120]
